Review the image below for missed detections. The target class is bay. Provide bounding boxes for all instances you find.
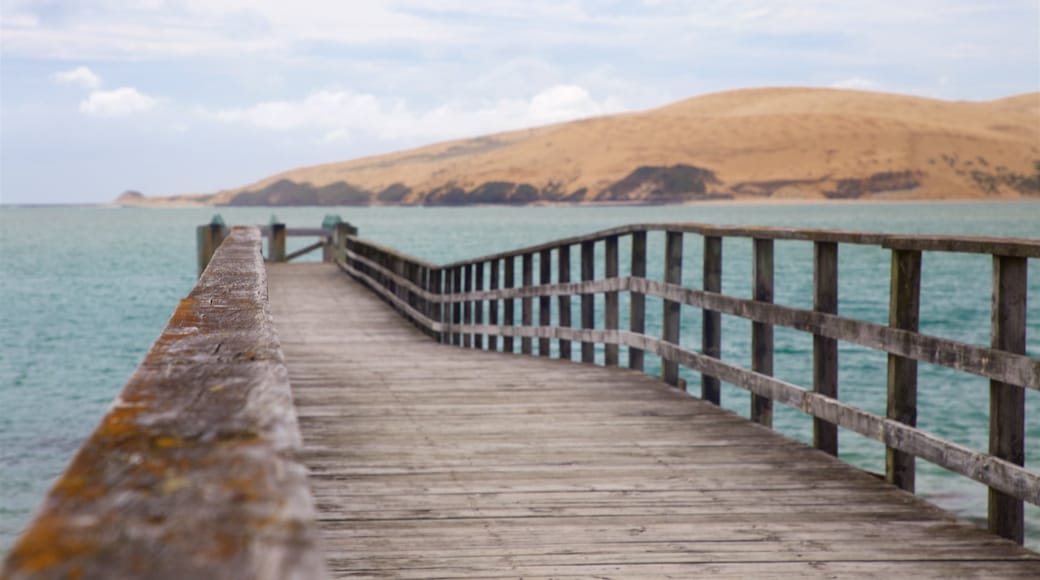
[1,201,1038,553]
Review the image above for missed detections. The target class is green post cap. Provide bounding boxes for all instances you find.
[322,214,343,229]
[210,214,226,226]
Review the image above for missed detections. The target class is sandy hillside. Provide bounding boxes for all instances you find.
[130,87,1040,206]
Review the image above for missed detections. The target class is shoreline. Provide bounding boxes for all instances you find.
[4,197,1037,210]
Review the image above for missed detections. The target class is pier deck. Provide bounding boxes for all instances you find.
[268,263,1039,579]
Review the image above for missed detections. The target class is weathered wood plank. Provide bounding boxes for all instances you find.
[557,245,572,361]
[581,240,595,363]
[751,238,774,426]
[539,249,552,357]
[662,231,683,386]
[990,255,1028,544]
[887,249,921,493]
[629,231,647,371]
[702,235,722,403]
[604,235,620,366]
[813,241,840,455]
[2,228,326,580]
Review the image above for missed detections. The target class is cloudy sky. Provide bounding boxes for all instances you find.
[1,1,1037,204]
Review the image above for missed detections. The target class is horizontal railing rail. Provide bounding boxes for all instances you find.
[334,222,1039,546]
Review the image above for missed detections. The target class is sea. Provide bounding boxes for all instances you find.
[1,202,1038,554]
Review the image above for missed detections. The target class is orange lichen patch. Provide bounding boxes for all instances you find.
[166,297,200,327]
[52,474,108,501]
[94,404,144,440]
[6,515,96,573]
[153,435,184,449]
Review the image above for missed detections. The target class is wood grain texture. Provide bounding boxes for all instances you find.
[2,228,326,580]
[267,263,1039,579]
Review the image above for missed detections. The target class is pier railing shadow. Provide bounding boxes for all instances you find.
[333,222,1039,545]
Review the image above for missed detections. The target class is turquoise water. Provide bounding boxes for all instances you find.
[1,202,1038,553]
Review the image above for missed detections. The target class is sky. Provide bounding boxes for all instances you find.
[1,1,1038,205]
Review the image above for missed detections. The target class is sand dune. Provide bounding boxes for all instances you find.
[127,87,1040,206]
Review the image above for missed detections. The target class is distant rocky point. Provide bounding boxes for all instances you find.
[118,87,1040,207]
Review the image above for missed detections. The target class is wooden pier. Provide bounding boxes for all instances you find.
[271,262,1037,578]
[3,221,1039,579]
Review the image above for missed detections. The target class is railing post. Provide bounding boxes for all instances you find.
[196,218,227,276]
[702,236,722,404]
[605,235,620,367]
[463,264,473,348]
[813,241,839,456]
[452,266,463,346]
[432,268,445,343]
[474,262,484,350]
[522,253,534,355]
[629,231,647,371]
[751,238,774,427]
[662,232,683,387]
[886,249,921,493]
[581,241,596,363]
[539,249,552,357]
[489,260,500,351]
[557,245,572,361]
[989,255,1027,544]
[269,223,286,263]
[504,257,515,353]
[332,222,355,263]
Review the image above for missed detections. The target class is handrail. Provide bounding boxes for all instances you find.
[336,222,1038,546]
[2,227,327,579]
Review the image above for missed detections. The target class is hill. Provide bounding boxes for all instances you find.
[124,87,1040,206]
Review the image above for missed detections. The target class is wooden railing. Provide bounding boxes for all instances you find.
[3,227,326,579]
[196,217,357,275]
[333,223,1039,545]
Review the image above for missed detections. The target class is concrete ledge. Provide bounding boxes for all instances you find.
[2,227,327,580]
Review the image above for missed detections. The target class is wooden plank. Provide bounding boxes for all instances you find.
[751,238,774,426]
[522,253,533,355]
[605,235,620,366]
[557,245,572,361]
[488,260,499,351]
[629,231,647,371]
[2,229,326,580]
[662,231,683,386]
[886,249,921,493]
[285,239,324,262]
[463,264,473,348]
[269,222,287,262]
[452,266,462,346]
[437,223,897,270]
[813,241,839,456]
[702,236,722,403]
[431,268,445,344]
[265,263,1040,579]
[990,255,1028,544]
[885,235,1040,259]
[474,261,484,350]
[581,241,595,363]
[539,249,552,357]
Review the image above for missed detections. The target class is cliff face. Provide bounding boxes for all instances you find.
[124,88,1040,206]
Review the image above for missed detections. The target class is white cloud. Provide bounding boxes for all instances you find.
[205,85,626,144]
[53,66,102,90]
[80,87,157,117]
